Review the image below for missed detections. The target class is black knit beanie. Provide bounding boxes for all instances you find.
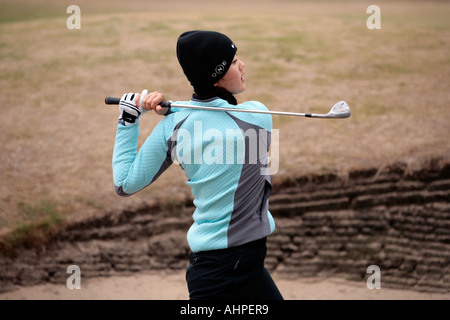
[176,30,237,94]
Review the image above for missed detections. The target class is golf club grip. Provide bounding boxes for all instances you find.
[104,96,170,108]
[105,96,120,104]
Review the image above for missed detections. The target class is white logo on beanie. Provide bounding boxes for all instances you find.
[212,60,227,78]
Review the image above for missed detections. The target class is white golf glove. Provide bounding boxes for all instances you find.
[118,89,148,126]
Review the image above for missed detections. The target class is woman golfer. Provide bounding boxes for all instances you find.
[113,30,283,300]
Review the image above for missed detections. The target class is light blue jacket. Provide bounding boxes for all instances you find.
[113,97,275,252]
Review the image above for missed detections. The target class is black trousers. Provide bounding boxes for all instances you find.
[186,238,283,300]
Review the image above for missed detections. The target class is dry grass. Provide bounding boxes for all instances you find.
[0,0,449,243]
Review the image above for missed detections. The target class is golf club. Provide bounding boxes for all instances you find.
[105,96,351,119]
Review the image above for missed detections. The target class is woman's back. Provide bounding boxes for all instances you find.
[164,97,275,251]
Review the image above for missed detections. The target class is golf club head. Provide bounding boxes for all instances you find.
[328,101,351,118]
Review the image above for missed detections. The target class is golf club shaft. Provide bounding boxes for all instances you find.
[105,96,342,118]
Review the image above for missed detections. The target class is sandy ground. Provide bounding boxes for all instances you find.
[0,271,448,300]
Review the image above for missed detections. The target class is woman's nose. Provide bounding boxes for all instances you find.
[240,60,245,71]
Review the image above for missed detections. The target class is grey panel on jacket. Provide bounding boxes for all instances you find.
[225,112,272,247]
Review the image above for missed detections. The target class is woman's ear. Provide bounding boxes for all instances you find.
[214,78,224,88]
